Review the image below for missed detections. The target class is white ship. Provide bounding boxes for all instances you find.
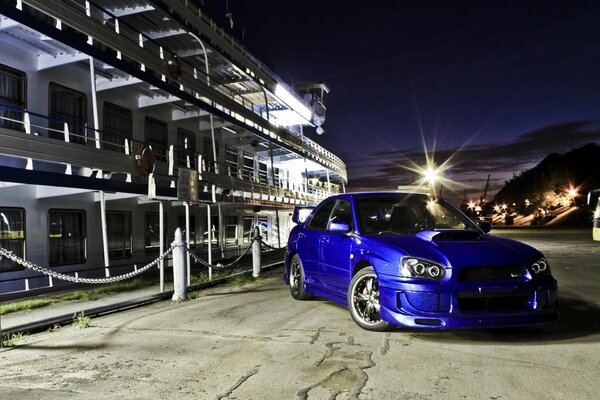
[0,0,347,296]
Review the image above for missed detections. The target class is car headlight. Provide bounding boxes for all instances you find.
[530,257,550,276]
[400,257,446,280]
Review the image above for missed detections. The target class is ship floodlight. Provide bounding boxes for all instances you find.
[275,84,312,122]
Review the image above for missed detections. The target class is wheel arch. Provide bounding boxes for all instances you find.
[352,259,373,277]
[284,251,298,281]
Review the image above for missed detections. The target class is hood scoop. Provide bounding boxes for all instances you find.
[417,230,483,242]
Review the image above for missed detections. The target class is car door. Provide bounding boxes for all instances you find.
[319,199,354,295]
[300,199,336,287]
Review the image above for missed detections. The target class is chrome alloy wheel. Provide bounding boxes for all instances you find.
[290,259,301,294]
[352,273,382,324]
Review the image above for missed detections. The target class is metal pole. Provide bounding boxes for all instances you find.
[172,228,187,302]
[99,191,110,277]
[326,169,331,195]
[252,226,261,278]
[207,203,212,281]
[184,201,191,287]
[88,57,100,149]
[159,201,165,292]
[188,32,217,175]
[218,202,224,258]
[275,208,281,249]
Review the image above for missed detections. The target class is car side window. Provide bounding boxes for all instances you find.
[307,199,336,230]
[328,199,354,231]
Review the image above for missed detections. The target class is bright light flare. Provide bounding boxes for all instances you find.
[423,167,439,184]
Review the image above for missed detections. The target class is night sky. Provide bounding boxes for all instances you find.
[202,0,600,203]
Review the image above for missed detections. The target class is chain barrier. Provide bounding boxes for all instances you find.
[260,241,287,251]
[186,235,259,270]
[0,244,176,285]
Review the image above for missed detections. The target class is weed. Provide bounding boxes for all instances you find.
[73,312,92,329]
[229,274,264,285]
[0,278,145,316]
[0,332,28,347]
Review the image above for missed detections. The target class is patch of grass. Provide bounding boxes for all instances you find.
[0,332,28,347]
[0,278,144,316]
[190,272,210,285]
[73,312,92,329]
[228,274,264,285]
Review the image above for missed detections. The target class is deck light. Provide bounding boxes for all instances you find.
[274,84,312,122]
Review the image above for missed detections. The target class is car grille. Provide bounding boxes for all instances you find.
[458,291,533,312]
[458,266,524,282]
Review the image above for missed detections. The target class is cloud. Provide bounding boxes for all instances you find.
[346,121,600,198]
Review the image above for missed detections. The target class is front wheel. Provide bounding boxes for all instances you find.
[289,254,313,300]
[347,266,391,331]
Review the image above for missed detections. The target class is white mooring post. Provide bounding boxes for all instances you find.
[172,228,187,302]
[252,226,261,278]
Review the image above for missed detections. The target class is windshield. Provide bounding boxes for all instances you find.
[356,194,480,234]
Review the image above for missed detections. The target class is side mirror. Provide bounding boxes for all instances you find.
[328,221,351,234]
[292,207,313,224]
[478,221,491,233]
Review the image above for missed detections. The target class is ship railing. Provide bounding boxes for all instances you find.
[57,0,268,131]
[0,104,334,203]
[197,158,332,205]
[15,0,345,176]
[0,103,136,155]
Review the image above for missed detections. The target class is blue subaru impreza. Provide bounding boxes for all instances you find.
[284,192,559,331]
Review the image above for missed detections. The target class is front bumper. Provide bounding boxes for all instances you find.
[378,277,559,329]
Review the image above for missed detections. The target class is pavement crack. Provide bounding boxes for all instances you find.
[314,341,342,367]
[296,367,348,400]
[309,327,325,344]
[380,332,391,355]
[213,366,260,400]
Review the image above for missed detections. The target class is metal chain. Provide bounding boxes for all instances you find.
[260,241,287,251]
[0,244,176,284]
[186,236,259,269]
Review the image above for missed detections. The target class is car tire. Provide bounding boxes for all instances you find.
[347,266,391,331]
[289,254,313,300]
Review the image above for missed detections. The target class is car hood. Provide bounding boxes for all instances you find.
[371,230,542,268]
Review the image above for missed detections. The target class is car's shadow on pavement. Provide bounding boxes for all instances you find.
[400,296,600,344]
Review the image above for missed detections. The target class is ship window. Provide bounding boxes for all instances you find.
[49,83,87,144]
[242,216,254,244]
[103,102,132,153]
[273,167,280,187]
[107,211,132,259]
[242,152,254,181]
[145,117,168,162]
[258,157,268,185]
[145,212,168,254]
[257,216,269,242]
[0,64,27,131]
[225,145,238,178]
[224,215,238,245]
[177,128,196,168]
[0,208,25,272]
[202,137,219,173]
[48,210,86,266]
[177,213,197,247]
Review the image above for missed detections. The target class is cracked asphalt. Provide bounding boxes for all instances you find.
[1,229,599,399]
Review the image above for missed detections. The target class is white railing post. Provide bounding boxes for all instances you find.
[172,228,187,302]
[252,226,261,278]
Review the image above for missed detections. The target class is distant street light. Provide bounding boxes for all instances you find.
[423,167,439,184]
